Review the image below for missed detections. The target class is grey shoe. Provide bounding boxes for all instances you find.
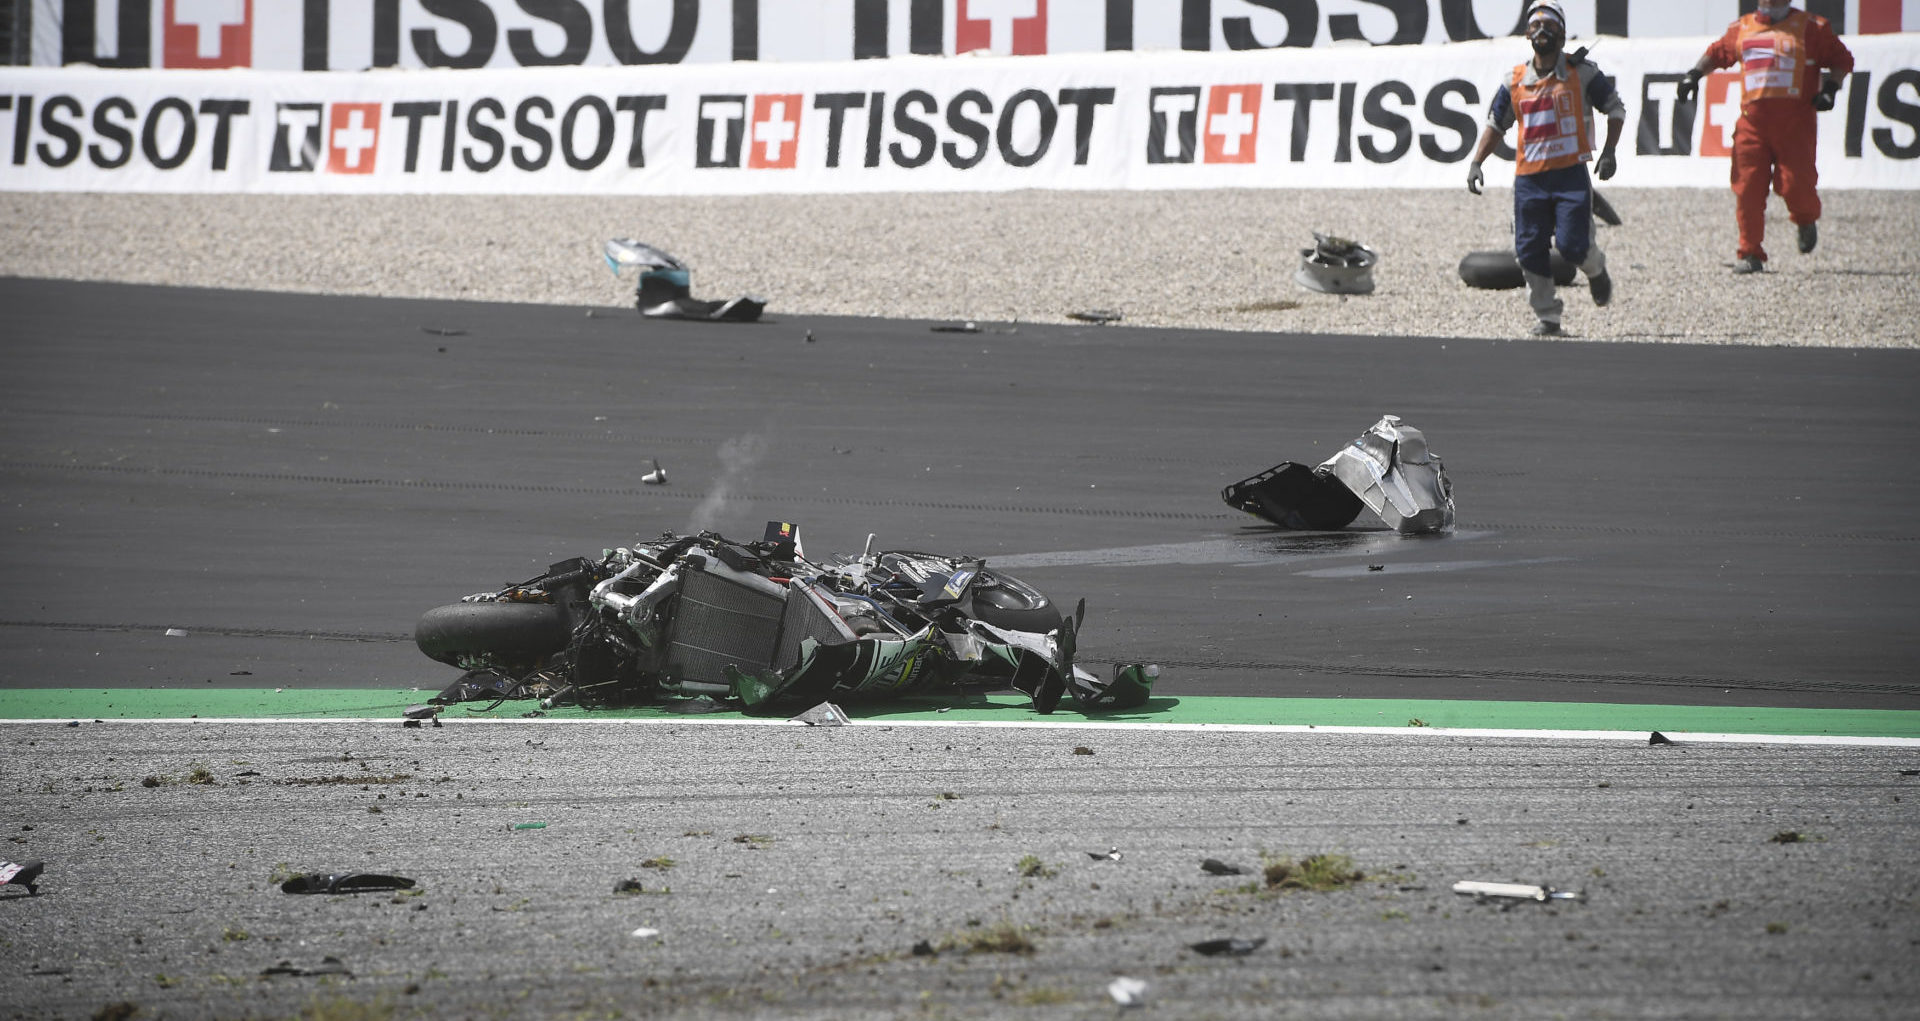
[1588,271,1612,307]
[1530,320,1563,337]
[1798,221,1818,254]
[1732,256,1765,275]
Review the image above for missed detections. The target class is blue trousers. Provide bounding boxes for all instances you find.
[1513,163,1594,277]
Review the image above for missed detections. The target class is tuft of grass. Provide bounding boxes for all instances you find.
[1263,852,1367,892]
[1766,922,1789,935]
[948,920,1037,955]
[1015,855,1059,879]
[222,926,249,942]
[1407,718,1429,727]
[732,834,774,847]
[186,763,216,785]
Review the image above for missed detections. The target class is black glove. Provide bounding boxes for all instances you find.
[1676,69,1702,104]
[1466,162,1485,195]
[1595,150,1616,181]
[1812,75,1841,112]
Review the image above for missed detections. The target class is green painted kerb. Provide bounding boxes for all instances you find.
[1,689,1916,738]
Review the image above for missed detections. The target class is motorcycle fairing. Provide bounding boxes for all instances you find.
[1222,416,1454,535]
[1318,415,1454,535]
[1221,462,1364,530]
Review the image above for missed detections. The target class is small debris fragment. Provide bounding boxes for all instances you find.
[804,329,815,343]
[508,822,548,832]
[1200,858,1246,876]
[1649,731,1674,745]
[421,326,466,337]
[404,704,442,720]
[262,956,352,977]
[931,321,980,333]
[280,873,416,895]
[1067,309,1122,324]
[1087,847,1121,861]
[613,879,646,894]
[1108,976,1149,1008]
[1769,830,1820,844]
[1190,937,1267,957]
[791,702,850,727]
[163,628,187,637]
[641,459,667,485]
[1368,564,1385,572]
[911,939,938,957]
[1452,880,1581,902]
[629,927,661,939]
[1072,746,1094,756]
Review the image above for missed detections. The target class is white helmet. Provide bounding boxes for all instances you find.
[1526,0,1566,27]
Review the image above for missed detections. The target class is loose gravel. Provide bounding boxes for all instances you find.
[5,187,1916,346]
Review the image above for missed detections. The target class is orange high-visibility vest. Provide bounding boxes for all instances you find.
[1509,63,1591,175]
[1735,12,1812,100]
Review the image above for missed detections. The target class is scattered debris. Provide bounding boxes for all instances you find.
[1295,232,1378,295]
[1107,976,1149,1008]
[613,879,646,894]
[1200,858,1246,876]
[1368,564,1385,571]
[1072,746,1095,756]
[1067,309,1122,324]
[262,957,352,978]
[1,860,45,895]
[931,321,981,333]
[163,628,187,637]
[280,873,416,895]
[604,238,764,322]
[791,702,851,727]
[403,704,442,720]
[1223,415,1454,534]
[1087,847,1121,861]
[640,458,667,485]
[1452,880,1581,902]
[1190,937,1267,957]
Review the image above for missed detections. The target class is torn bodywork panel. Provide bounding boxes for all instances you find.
[604,238,765,322]
[1223,415,1454,535]
[415,523,1155,717]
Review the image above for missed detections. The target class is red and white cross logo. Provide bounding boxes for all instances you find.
[1203,85,1261,164]
[327,103,382,175]
[956,0,1048,56]
[163,0,252,68]
[749,94,803,169]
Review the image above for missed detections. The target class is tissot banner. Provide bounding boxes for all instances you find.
[29,0,1916,70]
[2,36,1915,193]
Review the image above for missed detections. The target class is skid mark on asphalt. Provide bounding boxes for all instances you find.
[995,531,1493,568]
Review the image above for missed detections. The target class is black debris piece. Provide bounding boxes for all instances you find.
[1200,858,1246,876]
[930,321,981,333]
[613,879,646,894]
[604,238,765,322]
[1649,731,1674,746]
[1,860,45,894]
[911,940,938,957]
[262,956,352,978]
[1190,937,1267,957]
[280,873,416,895]
[1225,415,1453,534]
[1068,309,1123,324]
[403,704,442,720]
[1087,847,1122,861]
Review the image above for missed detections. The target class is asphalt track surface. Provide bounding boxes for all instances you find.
[2,278,1918,711]
[2,279,1918,1020]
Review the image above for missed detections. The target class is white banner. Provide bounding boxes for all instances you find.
[3,36,1915,193]
[29,0,1918,71]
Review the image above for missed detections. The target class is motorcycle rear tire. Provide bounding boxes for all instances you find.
[966,571,1063,635]
[415,601,571,668]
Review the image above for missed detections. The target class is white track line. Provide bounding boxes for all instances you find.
[3,716,1915,747]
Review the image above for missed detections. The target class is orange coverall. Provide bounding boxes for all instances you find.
[1698,9,1854,263]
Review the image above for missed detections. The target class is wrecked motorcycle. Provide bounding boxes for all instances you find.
[416,523,1155,715]
[1223,415,1454,534]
